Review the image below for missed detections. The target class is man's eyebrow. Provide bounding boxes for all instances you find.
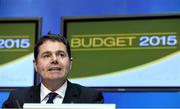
[41,50,66,55]
[57,50,66,53]
[41,51,51,55]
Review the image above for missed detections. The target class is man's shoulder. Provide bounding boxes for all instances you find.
[66,81,104,103]
[11,87,30,95]
[68,81,100,94]
[10,85,39,97]
[2,85,40,108]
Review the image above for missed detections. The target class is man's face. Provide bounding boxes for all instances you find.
[33,40,72,83]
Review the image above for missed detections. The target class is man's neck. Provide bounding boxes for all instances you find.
[42,79,66,91]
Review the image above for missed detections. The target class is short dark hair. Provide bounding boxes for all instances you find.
[34,33,71,60]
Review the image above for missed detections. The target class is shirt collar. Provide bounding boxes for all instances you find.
[40,81,67,102]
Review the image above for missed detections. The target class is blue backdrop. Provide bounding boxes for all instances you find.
[1,0,180,108]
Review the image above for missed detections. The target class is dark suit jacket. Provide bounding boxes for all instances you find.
[2,81,104,108]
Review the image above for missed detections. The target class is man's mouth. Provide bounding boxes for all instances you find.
[48,67,62,72]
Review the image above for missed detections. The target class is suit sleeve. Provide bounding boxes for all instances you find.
[2,99,10,108]
[79,87,104,103]
[2,92,15,108]
[2,91,22,108]
[94,91,104,103]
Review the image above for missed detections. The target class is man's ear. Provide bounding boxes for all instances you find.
[70,57,73,70]
[33,59,38,72]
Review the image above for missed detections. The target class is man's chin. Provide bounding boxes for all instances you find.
[48,71,61,74]
[48,76,65,81]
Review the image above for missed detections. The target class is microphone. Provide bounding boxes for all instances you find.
[15,99,22,109]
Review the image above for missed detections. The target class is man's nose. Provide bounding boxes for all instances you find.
[51,54,58,63]
[52,54,57,60]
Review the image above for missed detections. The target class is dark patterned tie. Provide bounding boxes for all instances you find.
[46,92,58,103]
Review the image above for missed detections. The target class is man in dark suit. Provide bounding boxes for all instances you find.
[2,34,104,108]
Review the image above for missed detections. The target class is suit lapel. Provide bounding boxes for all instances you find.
[63,81,79,103]
[23,82,79,103]
[25,85,41,103]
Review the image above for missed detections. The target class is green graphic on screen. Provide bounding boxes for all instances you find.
[63,16,180,88]
[0,23,35,66]
[0,19,39,88]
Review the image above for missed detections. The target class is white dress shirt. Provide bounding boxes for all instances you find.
[40,81,67,104]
